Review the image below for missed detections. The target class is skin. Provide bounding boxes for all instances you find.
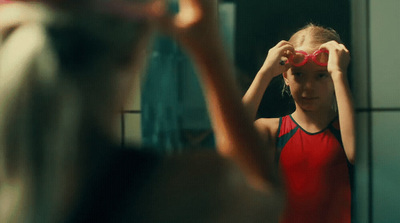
[243,38,355,164]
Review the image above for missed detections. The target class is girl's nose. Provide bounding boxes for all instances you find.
[303,78,315,90]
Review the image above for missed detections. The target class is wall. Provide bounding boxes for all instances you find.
[352,0,400,222]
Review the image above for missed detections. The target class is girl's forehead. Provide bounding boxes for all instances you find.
[295,44,320,53]
[294,39,322,53]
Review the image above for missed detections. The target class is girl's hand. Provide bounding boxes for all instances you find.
[94,0,220,51]
[99,0,222,61]
[260,41,294,78]
[319,41,350,78]
[156,0,222,56]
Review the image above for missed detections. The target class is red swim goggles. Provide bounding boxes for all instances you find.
[288,49,329,67]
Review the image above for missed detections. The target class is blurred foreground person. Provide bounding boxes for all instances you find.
[0,1,283,222]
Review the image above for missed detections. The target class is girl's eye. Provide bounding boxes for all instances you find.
[318,73,329,78]
[293,72,302,77]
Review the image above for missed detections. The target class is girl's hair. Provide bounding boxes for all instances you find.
[288,23,342,48]
[282,23,342,100]
[0,2,151,222]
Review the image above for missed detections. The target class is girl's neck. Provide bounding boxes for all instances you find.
[291,108,337,133]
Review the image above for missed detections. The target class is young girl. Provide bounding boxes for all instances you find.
[243,24,355,223]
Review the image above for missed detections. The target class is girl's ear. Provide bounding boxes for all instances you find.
[282,72,289,85]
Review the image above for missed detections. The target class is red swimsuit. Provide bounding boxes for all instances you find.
[276,115,351,223]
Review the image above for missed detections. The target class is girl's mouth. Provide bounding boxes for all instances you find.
[302,97,318,100]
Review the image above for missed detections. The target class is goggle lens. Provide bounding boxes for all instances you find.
[314,50,329,66]
[288,49,329,67]
[291,52,307,66]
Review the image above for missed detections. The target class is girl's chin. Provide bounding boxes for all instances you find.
[298,102,318,110]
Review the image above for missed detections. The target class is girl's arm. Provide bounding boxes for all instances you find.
[334,72,355,164]
[158,0,281,191]
[242,41,294,120]
[320,41,355,164]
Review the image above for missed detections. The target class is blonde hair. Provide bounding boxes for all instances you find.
[288,23,342,48]
[0,2,151,222]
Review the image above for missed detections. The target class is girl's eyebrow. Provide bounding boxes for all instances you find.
[315,69,328,73]
[290,67,301,71]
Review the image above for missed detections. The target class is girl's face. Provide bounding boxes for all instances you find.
[283,45,335,113]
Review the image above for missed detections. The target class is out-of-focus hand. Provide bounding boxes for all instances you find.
[94,0,166,21]
[156,0,222,56]
[97,0,222,58]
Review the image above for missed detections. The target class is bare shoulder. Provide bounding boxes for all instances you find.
[254,117,280,141]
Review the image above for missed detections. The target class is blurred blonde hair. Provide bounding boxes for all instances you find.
[0,2,152,222]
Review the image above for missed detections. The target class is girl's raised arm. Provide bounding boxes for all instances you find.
[320,41,355,164]
[242,41,294,120]
[159,0,281,191]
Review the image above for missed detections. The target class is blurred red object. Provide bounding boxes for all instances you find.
[0,0,13,4]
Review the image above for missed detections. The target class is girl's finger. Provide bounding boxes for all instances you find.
[339,44,350,53]
[319,40,335,50]
[275,40,289,45]
[96,0,166,21]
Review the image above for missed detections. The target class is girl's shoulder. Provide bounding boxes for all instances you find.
[254,117,280,140]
